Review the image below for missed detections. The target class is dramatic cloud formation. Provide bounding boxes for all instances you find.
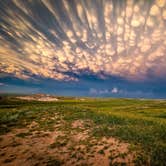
[0,0,166,82]
[0,0,166,98]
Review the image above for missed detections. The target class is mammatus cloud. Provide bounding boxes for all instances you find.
[0,0,166,81]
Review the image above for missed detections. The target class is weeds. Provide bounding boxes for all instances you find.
[0,97,166,165]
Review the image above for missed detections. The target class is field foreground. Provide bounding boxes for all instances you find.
[0,96,166,166]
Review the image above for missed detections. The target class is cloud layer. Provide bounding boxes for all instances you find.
[0,0,166,81]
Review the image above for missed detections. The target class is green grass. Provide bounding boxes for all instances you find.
[0,97,166,165]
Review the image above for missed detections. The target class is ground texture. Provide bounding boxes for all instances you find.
[0,97,166,165]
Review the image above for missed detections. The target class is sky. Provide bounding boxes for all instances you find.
[0,0,166,98]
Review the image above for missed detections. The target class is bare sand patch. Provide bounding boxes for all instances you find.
[16,95,58,102]
[0,119,136,166]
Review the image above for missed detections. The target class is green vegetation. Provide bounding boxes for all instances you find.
[0,96,166,165]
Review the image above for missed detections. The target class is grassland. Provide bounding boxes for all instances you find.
[0,96,166,165]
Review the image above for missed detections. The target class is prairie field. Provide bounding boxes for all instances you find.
[0,96,166,166]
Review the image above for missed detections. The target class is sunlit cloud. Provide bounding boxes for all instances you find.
[0,0,166,82]
[111,87,118,94]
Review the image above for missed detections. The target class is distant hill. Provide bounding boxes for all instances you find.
[16,94,58,101]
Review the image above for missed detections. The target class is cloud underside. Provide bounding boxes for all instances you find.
[0,0,166,81]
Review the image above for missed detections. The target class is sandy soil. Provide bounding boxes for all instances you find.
[0,119,136,166]
[16,96,58,102]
